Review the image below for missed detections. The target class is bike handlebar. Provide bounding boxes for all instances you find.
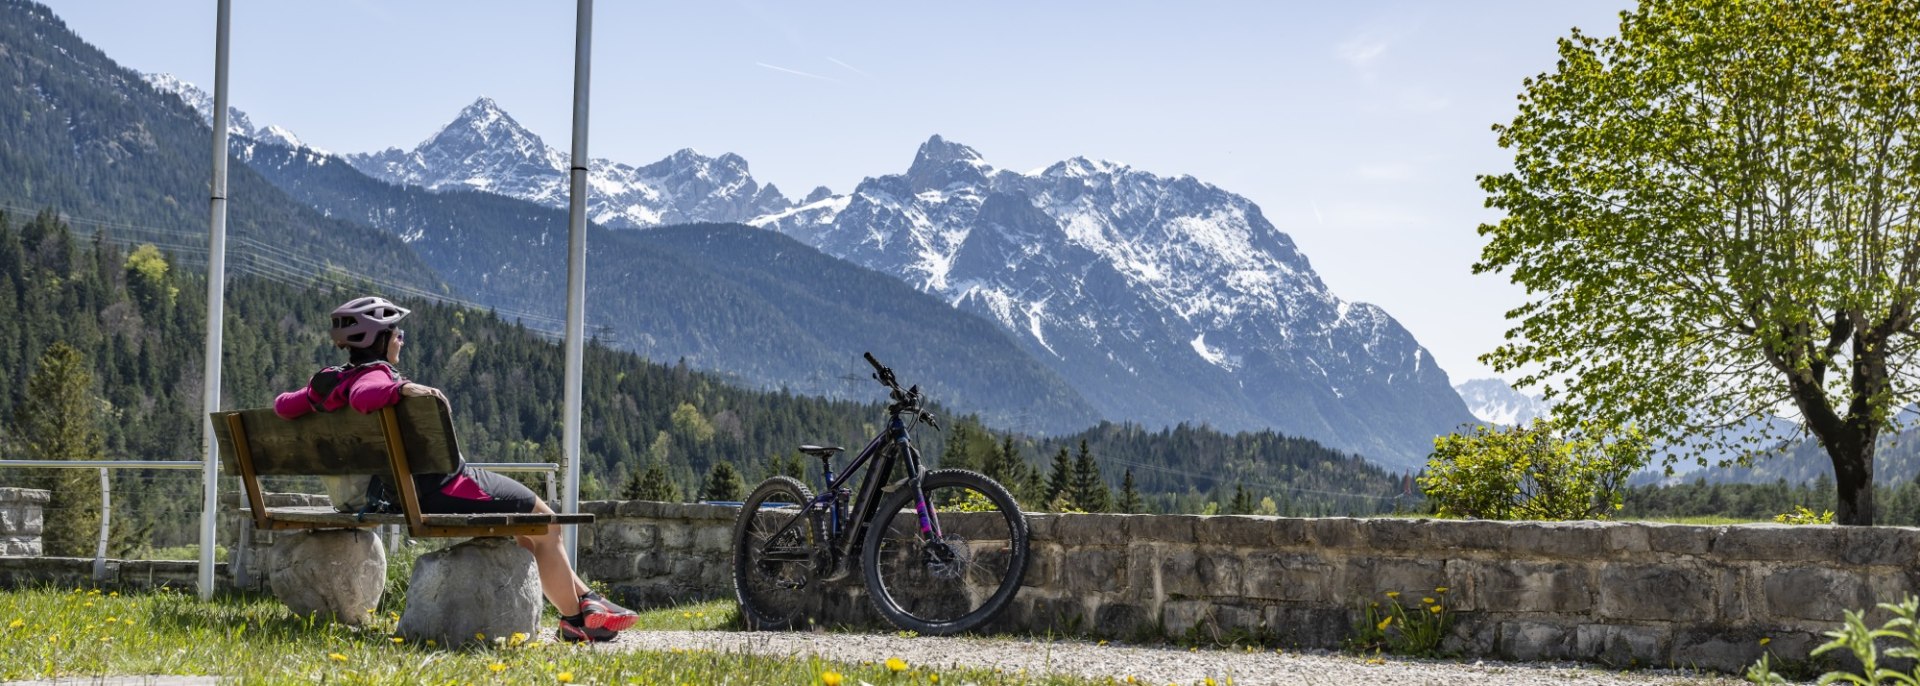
[864,351,898,390]
[863,351,939,431]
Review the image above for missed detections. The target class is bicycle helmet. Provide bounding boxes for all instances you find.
[329,296,410,349]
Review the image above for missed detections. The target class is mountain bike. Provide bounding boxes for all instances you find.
[731,352,1030,635]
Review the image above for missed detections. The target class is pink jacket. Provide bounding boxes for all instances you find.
[273,362,406,419]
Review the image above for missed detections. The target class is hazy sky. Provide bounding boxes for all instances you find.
[41,0,1632,385]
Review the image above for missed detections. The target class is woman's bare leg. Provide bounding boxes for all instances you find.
[515,498,590,615]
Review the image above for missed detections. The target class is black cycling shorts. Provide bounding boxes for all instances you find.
[414,466,540,514]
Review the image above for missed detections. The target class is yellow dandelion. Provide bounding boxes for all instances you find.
[1759,637,1771,646]
[82,602,94,608]
[1376,616,1393,631]
[1366,657,1384,666]
[476,632,487,642]
[1435,587,1449,593]
[489,663,507,673]
[1098,640,1110,646]
[887,657,908,672]
[821,671,844,686]
[557,672,574,683]
[682,611,694,618]
[89,589,101,596]
[1205,678,1218,686]
[9,619,25,629]
[391,637,405,644]
[328,652,348,662]
[106,617,117,623]
[1126,677,1136,684]
[426,639,437,648]
[511,631,529,646]
[1384,591,1399,599]
[389,612,400,621]
[1421,597,1435,605]
[108,592,118,597]
[930,675,939,684]
[1429,606,1443,615]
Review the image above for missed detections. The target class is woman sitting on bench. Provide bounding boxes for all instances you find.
[273,295,637,643]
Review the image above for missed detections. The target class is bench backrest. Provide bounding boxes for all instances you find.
[211,396,460,476]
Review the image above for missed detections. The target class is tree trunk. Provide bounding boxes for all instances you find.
[1830,433,1876,526]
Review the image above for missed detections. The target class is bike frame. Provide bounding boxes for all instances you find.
[757,411,943,566]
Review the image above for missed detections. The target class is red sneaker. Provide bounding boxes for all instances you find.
[579,591,637,632]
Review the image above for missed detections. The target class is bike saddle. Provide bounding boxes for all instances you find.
[797,445,844,458]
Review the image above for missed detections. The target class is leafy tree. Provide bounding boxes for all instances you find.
[1419,419,1647,521]
[701,460,745,502]
[1069,439,1110,512]
[1478,0,1920,525]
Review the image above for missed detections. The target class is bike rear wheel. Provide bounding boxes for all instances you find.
[860,468,1029,635]
[732,476,819,630]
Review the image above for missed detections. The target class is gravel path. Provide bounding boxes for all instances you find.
[606,630,1750,685]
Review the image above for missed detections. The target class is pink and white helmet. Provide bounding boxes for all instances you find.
[329,296,410,349]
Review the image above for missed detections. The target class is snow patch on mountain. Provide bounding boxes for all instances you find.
[1453,378,1550,427]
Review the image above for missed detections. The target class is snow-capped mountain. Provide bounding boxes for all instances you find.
[143,72,255,138]
[1453,378,1549,427]
[345,97,793,227]
[755,136,1477,469]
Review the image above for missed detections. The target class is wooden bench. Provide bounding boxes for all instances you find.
[211,396,592,538]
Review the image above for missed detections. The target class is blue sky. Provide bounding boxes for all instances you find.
[42,0,1631,385]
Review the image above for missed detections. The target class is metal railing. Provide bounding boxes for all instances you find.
[0,460,560,584]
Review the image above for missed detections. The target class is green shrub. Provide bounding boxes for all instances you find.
[1773,506,1835,525]
[1418,418,1647,521]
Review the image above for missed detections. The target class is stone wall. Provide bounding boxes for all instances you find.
[574,504,1920,673]
[0,488,49,556]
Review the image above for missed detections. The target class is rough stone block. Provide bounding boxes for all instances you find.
[579,501,616,517]
[1471,560,1592,614]
[1130,515,1197,542]
[659,523,694,549]
[1062,547,1128,593]
[1241,552,1336,603]
[1053,514,1132,546]
[615,500,667,518]
[1498,620,1573,661]
[1344,558,1444,603]
[599,522,659,551]
[268,529,386,626]
[397,538,541,648]
[1763,566,1867,621]
[1268,517,1312,548]
[1127,544,1159,602]
[1362,518,1429,552]
[1573,623,1668,667]
[694,524,732,552]
[1597,564,1711,621]
[1022,543,1060,589]
[1161,548,1241,598]
[1671,625,1771,673]
[1603,524,1651,555]
[1093,601,1152,639]
[1646,523,1716,555]
[1715,525,1842,561]
[1195,516,1275,547]
[1508,521,1604,558]
[1428,519,1511,552]
[1162,599,1210,636]
[1308,518,1365,549]
[1262,605,1350,649]
[1840,527,1920,567]
[578,551,636,582]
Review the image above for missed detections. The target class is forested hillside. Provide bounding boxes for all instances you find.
[0,0,441,291]
[0,211,1410,554]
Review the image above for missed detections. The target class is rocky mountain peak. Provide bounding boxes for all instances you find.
[907,135,991,191]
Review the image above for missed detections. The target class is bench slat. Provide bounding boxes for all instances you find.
[242,505,594,527]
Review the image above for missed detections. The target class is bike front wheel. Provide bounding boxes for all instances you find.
[860,468,1029,635]
[732,476,819,630]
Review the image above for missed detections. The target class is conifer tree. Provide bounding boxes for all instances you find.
[1117,468,1144,513]
[624,459,681,502]
[16,342,107,556]
[1227,483,1255,515]
[702,460,746,502]
[1069,439,1110,512]
[1044,447,1073,509]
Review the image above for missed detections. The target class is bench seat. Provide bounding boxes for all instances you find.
[240,505,594,534]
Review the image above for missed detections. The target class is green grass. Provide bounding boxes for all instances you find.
[0,587,1094,684]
